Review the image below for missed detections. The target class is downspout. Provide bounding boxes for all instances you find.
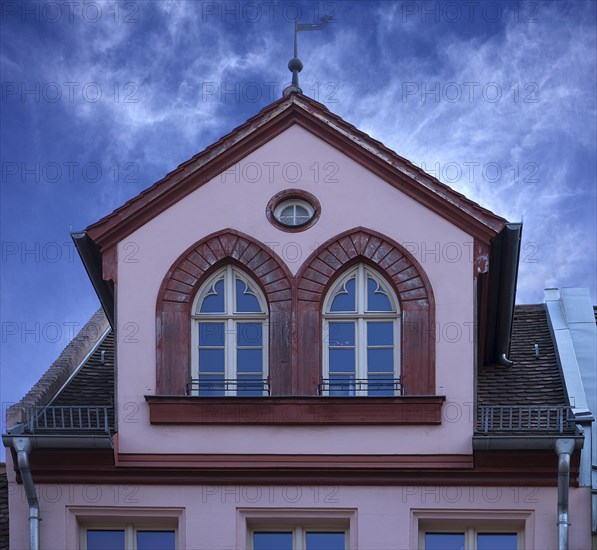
[3,434,113,549]
[555,438,576,550]
[12,437,39,550]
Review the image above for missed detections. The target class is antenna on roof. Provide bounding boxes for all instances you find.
[283,15,333,97]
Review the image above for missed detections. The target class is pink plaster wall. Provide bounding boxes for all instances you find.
[6,452,592,550]
[115,124,476,455]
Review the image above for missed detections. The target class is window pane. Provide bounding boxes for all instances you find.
[87,530,125,550]
[237,374,265,396]
[199,349,225,372]
[329,349,356,373]
[199,322,225,346]
[477,533,518,550]
[137,531,176,550]
[199,279,225,313]
[306,532,346,550]
[425,533,465,550]
[367,277,393,312]
[237,349,263,373]
[367,322,393,346]
[198,375,224,396]
[367,349,394,373]
[367,375,396,396]
[236,279,262,312]
[253,532,293,550]
[329,374,356,396]
[237,323,263,346]
[330,277,356,312]
[328,322,355,346]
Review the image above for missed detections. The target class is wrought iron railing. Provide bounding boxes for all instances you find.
[478,405,573,433]
[186,378,270,396]
[318,378,402,396]
[25,405,111,434]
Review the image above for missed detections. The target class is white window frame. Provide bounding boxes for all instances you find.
[68,506,184,550]
[322,263,400,396]
[250,525,349,550]
[79,521,177,550]
[273,198,315,227]
[412,510,531,550]
[419,525,524,550]
[239,508,356,550]
[191,265,269,396]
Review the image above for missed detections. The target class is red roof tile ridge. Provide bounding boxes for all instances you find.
[86,94,506,243]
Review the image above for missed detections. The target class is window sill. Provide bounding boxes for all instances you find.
[145,395,445,425]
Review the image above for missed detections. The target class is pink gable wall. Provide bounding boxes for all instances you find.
[114,123,476,455]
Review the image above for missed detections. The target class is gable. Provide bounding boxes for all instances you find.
[118,124,476,280]
[85,94,506,252]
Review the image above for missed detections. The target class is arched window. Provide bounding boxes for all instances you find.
[322,264,400,396]
[191,265,268,396]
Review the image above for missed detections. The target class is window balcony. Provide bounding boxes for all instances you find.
[318,377,402,397]
[24,405,112,435]
[186,378,271,397]
[478,405,575,434]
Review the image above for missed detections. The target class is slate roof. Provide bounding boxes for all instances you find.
[478,304,567,406]
[51,330,115,428]
[476,304,575,435]
[6,309,114,433]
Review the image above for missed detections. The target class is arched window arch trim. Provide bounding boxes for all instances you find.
[156,229,293,395]
[296,227,435,396]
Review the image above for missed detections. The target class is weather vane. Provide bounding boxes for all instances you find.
[283,15,333,97]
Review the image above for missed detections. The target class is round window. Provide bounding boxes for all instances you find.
[274,200,314,227]
[266,190,321,232]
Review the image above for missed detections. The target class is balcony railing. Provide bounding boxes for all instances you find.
[186,378,271,396]
[318,378,402,396]
[478,405,574,434]
[25,405,111,434]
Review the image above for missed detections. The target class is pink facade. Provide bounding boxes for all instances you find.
[4,94,593,550]
[5,472,592,549]
[116,124,475,456]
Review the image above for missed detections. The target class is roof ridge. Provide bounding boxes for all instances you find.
[85,93,507,248]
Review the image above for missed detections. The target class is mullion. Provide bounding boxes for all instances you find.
[365,319,395,395]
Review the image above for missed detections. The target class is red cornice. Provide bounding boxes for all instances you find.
[86,96,506,251]
[145,395,445,425]
[21,448,579,486]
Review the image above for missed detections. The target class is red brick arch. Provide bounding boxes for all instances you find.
[156,229,293,395]
[295,228,435,396]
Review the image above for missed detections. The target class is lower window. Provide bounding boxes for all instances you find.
[422,528,521,550]
[252,527,347,550]
[82,525,176,550]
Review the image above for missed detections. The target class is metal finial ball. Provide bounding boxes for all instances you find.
[288,58,303,73]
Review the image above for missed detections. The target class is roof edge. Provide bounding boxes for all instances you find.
[86,94,507,250]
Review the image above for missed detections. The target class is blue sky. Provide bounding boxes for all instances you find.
[1,0,596,449]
